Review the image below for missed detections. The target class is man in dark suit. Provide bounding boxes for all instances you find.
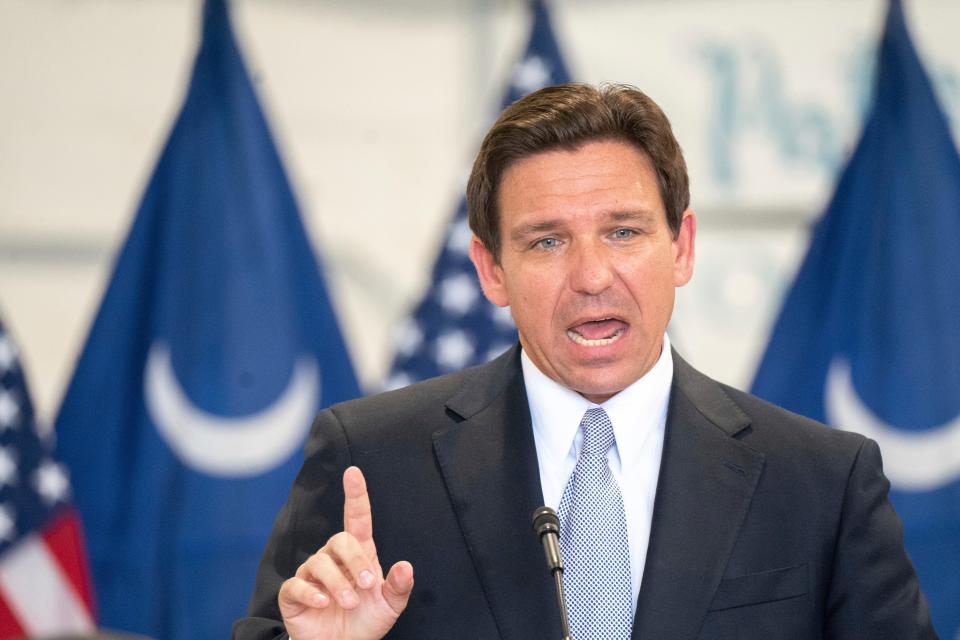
[233,84,937,639]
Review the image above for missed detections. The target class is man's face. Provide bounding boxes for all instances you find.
[470,139,696,403]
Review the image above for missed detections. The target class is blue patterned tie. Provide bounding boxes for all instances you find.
[557,407,633,640]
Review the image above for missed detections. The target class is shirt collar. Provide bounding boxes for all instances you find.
[522,334,674,463]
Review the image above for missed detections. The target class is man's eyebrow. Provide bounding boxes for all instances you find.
[509,220,564,242]
[609,209,658,224]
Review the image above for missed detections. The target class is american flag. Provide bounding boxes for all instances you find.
[0,318,96,637]
[385,0,572,388]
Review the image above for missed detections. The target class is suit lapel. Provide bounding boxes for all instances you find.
[433,346,561,640]
[632,352,765,640]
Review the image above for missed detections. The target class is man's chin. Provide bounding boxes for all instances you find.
[575,388,621,405]
[568,373,632,404]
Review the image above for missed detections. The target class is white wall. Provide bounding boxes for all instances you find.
[1,0,959,425]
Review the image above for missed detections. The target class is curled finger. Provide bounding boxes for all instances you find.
[278,576,330,613]
[298,550,361,609]
[326,531,378,589]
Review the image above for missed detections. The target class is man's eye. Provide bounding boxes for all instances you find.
[535,237,560,249]
[612,228,635,240]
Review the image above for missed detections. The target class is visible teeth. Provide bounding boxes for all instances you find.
[567,328,624,347]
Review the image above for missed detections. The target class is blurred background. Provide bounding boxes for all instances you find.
[1,0,958,637]
[3,0,958,424]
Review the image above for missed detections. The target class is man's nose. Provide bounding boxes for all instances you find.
[568,240,615,295]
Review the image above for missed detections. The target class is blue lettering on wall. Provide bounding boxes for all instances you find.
[698,38,960,191]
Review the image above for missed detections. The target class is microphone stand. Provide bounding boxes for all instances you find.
[551,565,572,640]
[532,506,572,640]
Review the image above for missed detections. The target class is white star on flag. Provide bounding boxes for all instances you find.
[0,391,19,428]
[436,330,475,371]
[512,55,552,94]
[33,460,70,506]
[439,273,480,315]
[0,447,16,487]
[445,219,474,255]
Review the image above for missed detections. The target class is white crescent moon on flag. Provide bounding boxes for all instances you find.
[144,342,319,478]
[825,357,960,492]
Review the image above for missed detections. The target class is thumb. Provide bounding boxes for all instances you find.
[381,561,414,615]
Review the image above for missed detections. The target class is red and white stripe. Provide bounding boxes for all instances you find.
[0,509,96,638]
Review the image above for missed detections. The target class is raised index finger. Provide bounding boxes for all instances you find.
[342,466,374,545]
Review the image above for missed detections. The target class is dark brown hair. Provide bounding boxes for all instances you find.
[466,83,689,258]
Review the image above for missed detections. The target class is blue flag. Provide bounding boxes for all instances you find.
[384,0,571,388]
[751,0,960,635]
[53,1,360,637]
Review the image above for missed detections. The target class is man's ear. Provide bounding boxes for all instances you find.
[673,209,696,287]
[469,236,510,307]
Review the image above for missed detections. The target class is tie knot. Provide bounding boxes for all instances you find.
[579,407,615,458]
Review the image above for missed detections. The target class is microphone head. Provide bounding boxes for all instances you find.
[532,506,560,536]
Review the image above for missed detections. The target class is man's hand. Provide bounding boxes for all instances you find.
[278,466,414,640]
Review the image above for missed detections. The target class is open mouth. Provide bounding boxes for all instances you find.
[566,318,627,347]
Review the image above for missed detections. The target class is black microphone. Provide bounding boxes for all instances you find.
[532,506,572,640]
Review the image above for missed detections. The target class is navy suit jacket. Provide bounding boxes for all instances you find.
[233,346,937,639]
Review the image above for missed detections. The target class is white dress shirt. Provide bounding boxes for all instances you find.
[521,334,673,609]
